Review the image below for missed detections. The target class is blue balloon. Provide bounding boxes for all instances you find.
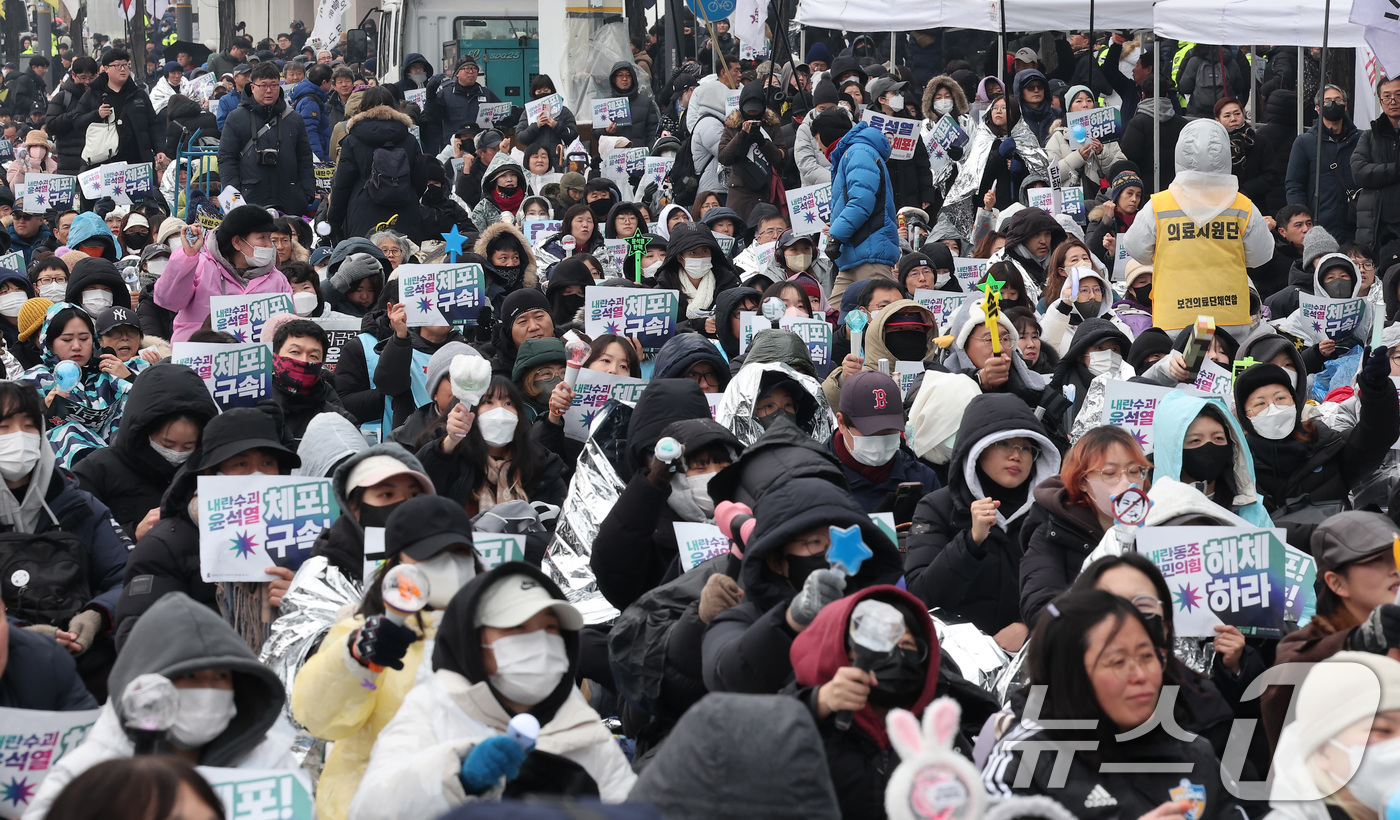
[55,360,80,392]
[1070,123,1088,143]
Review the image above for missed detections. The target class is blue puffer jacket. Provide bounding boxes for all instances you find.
[829,122,899,270]
[290,78,332,160]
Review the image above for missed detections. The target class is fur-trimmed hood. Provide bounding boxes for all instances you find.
[1088,202,1116,224]
[345,103,415,130]
[921,74,969,120]
[725,108,781,129]
[473,221,539,290]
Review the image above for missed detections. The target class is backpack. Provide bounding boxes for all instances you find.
[0,531,91,627]
[667,113,720,207]
[1190,58,1228,111]
[366,141,413,205]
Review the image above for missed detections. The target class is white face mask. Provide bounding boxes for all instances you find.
[682,256,713,277]
[849,431,901,466]
[785,252,812,271]
[1340,737,1400,810]
[933,98,954,115]
[241,240,277,268]
[416,551,477,608]
[38,282,65,301]
[291,291,318,316]
[81,290,113,313]
[887,94,905,111]
[1085,349,1122,378]
[149,438,192,466]
[1249,401,1296,440]
[0,431,42,482]
[477,406,518,446]
[483,630,570,706]
[642,260,664,279]
[685,471,716,516]
[146,259,168,277]
[167,687,237,749]
[0,291,24,318]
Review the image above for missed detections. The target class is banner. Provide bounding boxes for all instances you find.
[398,263,487,327]
[200,768,314,820]
[860,110,920,161]
[924,115,970,177]
[623,147,649,175]
[912,289,971,332]
[584,286,679,353]
[0,139,14,163]
[1066,106,1122,144]
[209,294,295,344]
[306,0,351,53]
[476,102,513,129]
[563,366,649,441]
[894,361,924,397]
[197,475,340,581]
[18,173,77,210]
[779,316,833,377]
[0,708,100,819]
[474,532,527,570]
[1100,379,1173,454]
[523,219,562,247]
[314,317,361,373]
[1297,292,1368,343]
[591,97,632,128]
[186,72,217,107]
[785,183,834,235]
[675,521,729,572]
[1138,526,1316,638]
[172,342,271,410]
[524,92,564,124]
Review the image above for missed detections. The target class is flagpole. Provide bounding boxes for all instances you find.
[1313,0,1331,215]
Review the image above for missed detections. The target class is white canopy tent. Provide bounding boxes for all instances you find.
[1152,0,1364,47]
[795,0,1153,34]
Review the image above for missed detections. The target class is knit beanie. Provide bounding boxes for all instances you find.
[1302,225,1340,270]
[17,297,51,341]
[258,312,300,347]
[811,78,839,107]
[1231,362,1298,433]
[425,342,479,398]
[1295,652,1400,756]
[1109,170,1144,203]
[511,337,567,383]
[1126,327,1173,375]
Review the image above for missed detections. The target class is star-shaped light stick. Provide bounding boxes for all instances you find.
[978,273,1005,355]
[827,524,874,580]
[625,233,653,283]
[441,225,467,263]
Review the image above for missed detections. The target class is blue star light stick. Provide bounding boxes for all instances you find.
[441,225,467,263]
[827,524,873,581]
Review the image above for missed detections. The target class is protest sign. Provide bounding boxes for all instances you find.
[1101,380,1174,454]
[1067,106,1123,144]
[523,219,563,247]
[952,257,988,291]
[363,527,386,585]
[187,72,217,106]
[476,102,513,128]
[643,156,674,190]
[18,173,77,209]
[313,161,335,193]
[739,39,768,60]
[706,392,723,419]
[172,342,271,410]
[0,138,15,162]
[924,115,970,177]
[209,294,295,343]
[475,532,528,570]
[1297,292,1368,343]
[738,311,768,354]
[0,707,99,819]
[0,252,22,273]
[564,367,649,441]
[1026,186,1086,222]
[77,161,154,201]
[404,88,427,108]
[861,110,920,161]
[725,89,741,115]
[584,286,679,352]
[624,146,650,174]
[197,475,340,581]
[780,316,834,377]
[893,361,924,397]
[1194,357,1234,397]
[913,289,971,332]
[714,234,736,257]
[869,512,897,545]
[398,263,486,327]
[314,317,361,373]
[675,522,729,573]
[786,183,833,235]
[216,186,247,213]
[601,149,631,190]
[199,768,315,820]
[1112,232,1132,281]
[1138,526,1315,638]
[524,92,564,124]
[592,97,632,128]
[602,239,629,271]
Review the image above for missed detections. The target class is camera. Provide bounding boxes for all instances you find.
[257,148,279,166]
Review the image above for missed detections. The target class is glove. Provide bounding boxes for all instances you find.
[22,623,58,639]
[65,610,102,655]
[1349,603,1400,654]
[788,568,847,628]
[1009,158,1025,175]
[426,74,445,93]
[824,237,842,263]
[947,145,963,161]
[1360,345,1391,390]
[349,615,419,671]
[699,573,744,623]
[997,135,1018,158]
[459,735,528,794]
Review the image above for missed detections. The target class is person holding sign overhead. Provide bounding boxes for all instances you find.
[514,75,578,169]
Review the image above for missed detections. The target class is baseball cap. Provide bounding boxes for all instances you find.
[1311,511,1400,574]
[1014,47,1039,63]
[233,62,252,75]
[385,495,474,561]
[839,370,905,436]
[475,128,503,152]
[777,229,811,249]
[345,454,435,496]
[866,76,906,100]
[478,572,584,630]
[95,305,140,336]
[309,246,332,267]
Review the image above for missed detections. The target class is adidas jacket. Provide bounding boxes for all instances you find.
[982,719,1249,820]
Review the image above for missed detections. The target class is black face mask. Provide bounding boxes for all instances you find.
[358,499,405,529]
[553,293,585,323]
[1130,283,1152,307]
[757,408,798,431]
[884,330,929,361]
[1140,611,1167,645]
[125,232,149,250]
[865,643,928,708]
[1322,276,1355,299]
[588,198,613,221]
[1181,441,1232,484]
[785,551,828,589]
[1076,300,1102,319]
[1322,101,1345,121]
[423,184,447,203]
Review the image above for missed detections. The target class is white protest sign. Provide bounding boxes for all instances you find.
[476,102,513,128]
[1297,292,1369,343]
[0,707,100,819]
[785,183,833,235]
[316,316,363,373]
[171,342,272,410]
[643,156,674,190]
[779,316,833,377]
[591,97,632,128]
[199,767,315,820]
[1026,186,1086,222]
[399,264,449,327]
[725,89,741,115]
[1101,379,1174,454]
[583,286,679,352]
[524,219,563,246]
[474,532,527,570]
[893,361,924,397]
[924,115,970,177]
[951,257,988,292]
[1066,106,1122,145]
[1112,232,1132,281]
[860,109,921,161]
[675,522,729,572]
[1194,357,1234,398]
[209,293,294,344]
[738,311,768,354]
[196,475,339,581]
[405,88,427,108]
[18,173,77,209]
[564,367,649,441]
[912,289,971,332]
[524,92,564,124]
[363,526,386,584]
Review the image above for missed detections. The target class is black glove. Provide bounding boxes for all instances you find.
[350,615,419,670]
[1348,603,1400,654]
[1360,345,1391,390]
[947,145,963,161]
[427,75,444,94]
[825,237,842,262]
[475,303,495,343]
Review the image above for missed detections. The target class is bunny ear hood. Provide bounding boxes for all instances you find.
[884,698,988,820]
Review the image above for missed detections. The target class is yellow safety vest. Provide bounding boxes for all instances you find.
[1149,190,1252,330]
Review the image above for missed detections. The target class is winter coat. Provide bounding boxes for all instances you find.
[335,319,466,434]
[652,332,731,390]
[514,105,579,160]
[293,610,443,820]
[1013,69,1060,145]
[1256,89,1301,218]
[152,233,291,342]
[717,108,790,222]
[0,621,97,710]
[73,363,218,538]
[6,147,56,190]
[1179,45,1251,117]
[828,122,899,270]
[348,564,637,816]
[111,464,207,647]
[1351,112,1400,250]
[1228,126,1279,207]
[605,61,659,149]
[1044,123,1127,197]
[794,115,830,186]
[686,82,731,197]
[701,477,903,695]
[906,394,1061,634]
[44,76,93,173]
[1260,612,1351,747]
[148,75,190,114]
[1120,99,1188,193]
[436,80,502,153]
[1289,118,1361,244]
[1250,237,1303,302]
[653,223,744,323]
[162,93,220,158]
[415,431,569,536]
[308,444,430,583]
[470,153,529,230]
[1017,475,1106,625]
[328,104,428,241]
[71,72,162,167]
[829,436,941,515]
[219,85,316,215]
[290,77,333,159]
[7,68,46,119]
[267,372,354,444]
[25,592,295,820]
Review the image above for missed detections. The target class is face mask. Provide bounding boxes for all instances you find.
[866,644,927,708]
[1327,739,1368,787]
[1130,283,1152,307]
[484,630,570,706]
[682,257,713,277]
[38,282,65,301]
[1181,441,1232,484]
[1342,737,1400,809]
[930,433,957,465]
[884,330,929,361]
[146,259,168,277]
[125,232,149,250]
[849,432,900,466]
[424,184,447,203]
[1086,349,1122,377]
[0,291,24,318]
[167,687,237,749]
[149,438,192,466]
[81,290,113,313]
[1077,299,1102,319]
[241,240,276,268]
[272,355,323,396]
[357,499,404,529]
[642,260,664,279]
[933,98,954,115]
[757,408,798,430]
[785,252,812,271]
[416,551,476,608]
[410,70,427,85]
[887,94,905,111]
[1321,101,1346,121]
[785,551,829,589]
[588,199,612,221]
[27,146,44,161]
[1249,401,1296,440]
[292,290,318,316]
[497,184,520,198]
[533,375,563,401]
[685,471,717,516]
[477,406,518,446]
[0,431,42,481]
[1322,276,1354,299]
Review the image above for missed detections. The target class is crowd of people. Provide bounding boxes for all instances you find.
[6,12,1400,820]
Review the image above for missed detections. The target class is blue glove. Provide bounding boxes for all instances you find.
[997,136,1017,158]
[1360,345,1391,390]
[459,735,528,795]
[1009,158,1024,175]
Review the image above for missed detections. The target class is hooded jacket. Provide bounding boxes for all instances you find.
[822,299,940,408]
[829,122,899,270]
[330,103,429,241]
[470,151,529,230]
[45,74,95,173]
[163,92,221,158]
[1013,69,1059,145]
[219,85,316,216]
[1111,260,1155,337]
[687,80,731,196]
[607,61,659,149]
[713,285,760,359]
[1044,86,1127,195]
[1017,474,1108,624]
[66,256,132,311]
[153,226,292,342]
[652,332,731,390]
[0,618,97,710]
[73,363,218,537]
[1149,391,1272,527]
[350,563,636,816]
[1049,317,1132,422]
[941,296,1049,411]
[1040,267,1136,356]
[65,211,120,261]
[716,85,790,222]
[701,477,903,694]
[905,394,1061,634]
[310,443,432,583]
[26,591,294,820]
[654,223,743,323]
[295,410,369,478]
[290,76,333,159]
[474,222,540,307]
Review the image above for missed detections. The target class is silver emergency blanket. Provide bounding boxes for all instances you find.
[931,611,1011,694]
[1068,375,1108,444]
[258,556,362,769]
[544,400,630,625]
[716,361,837,447]
[943,116,1052,239]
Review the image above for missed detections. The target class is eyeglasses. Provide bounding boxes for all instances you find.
[1128,594,1164,615]
[970,331,1013,347]
[36,274,65,285]
[1086,464,1151,483]
[106,62,130,70]
[1383,92,1400,103]
[251,81,280,91]
[989,440,1040,460]
[1354,259,1377,272]
[380,247,402,258]
[684,368,718,385]
[755,226,784,240]
[1095,649,1163,680]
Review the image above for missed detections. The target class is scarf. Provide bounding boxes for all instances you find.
[491,186,526,214]
[833,429,893,485]
[1228,125,1256,170]
[0,453,55,534]
[678,269,717,319]
[474,454,525,512]
[1136,97,1177,124]
[272,355,323,397]
[973,464,1031,527]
